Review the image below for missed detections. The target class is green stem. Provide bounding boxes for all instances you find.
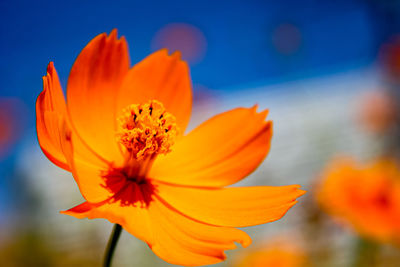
[352,237,379,267]
[103,224,123,267]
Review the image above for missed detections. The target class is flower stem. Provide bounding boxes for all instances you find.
[352,237,379,267]
[103,224,123,267]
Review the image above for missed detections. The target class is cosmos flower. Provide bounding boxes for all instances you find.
[234,237,307,267]
[36,30,305,266]
[317,157,400,244]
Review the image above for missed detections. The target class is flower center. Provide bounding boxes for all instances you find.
[117,100,178,161]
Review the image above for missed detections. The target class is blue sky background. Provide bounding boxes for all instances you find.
[1,1,395,100]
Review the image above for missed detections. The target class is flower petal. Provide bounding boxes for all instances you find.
[66,29,129,163]
[154,182,305,227]
[116,49,192,133]
[62,183,252,266]
[148,196,251,266]
[59,120,117,203]
[61,183,154,244]
[150,107,272,187]
[36,62,69,171]
[36,62,111,176]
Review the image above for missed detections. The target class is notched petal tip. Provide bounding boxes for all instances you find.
[109,28,118,39]
[42,62,56,89]
[155,48,185,62]
[47,61,55,72]
[171,50,182,59]
[249,104,270,121]
[255,105,270,119]
[107,28,127,44]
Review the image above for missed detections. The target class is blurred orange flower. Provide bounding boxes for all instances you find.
[317,157,400,244]
[36,30,305,266]
[0,98,27,159]
[234,238,307,267]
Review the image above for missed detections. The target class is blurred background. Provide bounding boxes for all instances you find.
[2,0,400,266]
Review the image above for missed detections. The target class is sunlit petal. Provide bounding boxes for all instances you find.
[67,30,129,163]
[150,106,272,187]
[117,49,192,134]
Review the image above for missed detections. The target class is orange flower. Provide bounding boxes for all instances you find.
[36,30,305,266]
[317,157,400,244]
[234,237,307,267]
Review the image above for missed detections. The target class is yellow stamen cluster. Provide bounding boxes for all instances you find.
[117,100,178,160]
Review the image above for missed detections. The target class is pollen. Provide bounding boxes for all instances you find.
[117,100,178,160]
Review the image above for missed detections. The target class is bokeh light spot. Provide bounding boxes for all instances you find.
[0,98,27,159]
[272,23,302,55]
[379,36,400,79]
[151,23,207,64]
[357,90,397,134]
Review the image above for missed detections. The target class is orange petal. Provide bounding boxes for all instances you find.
[36,62,70,171]
[116,49,192,133]
[150,107,272,187]
[154,182,305,227]
[66,29,129,163]
[58,120,119,203]
[148,196,251,266]
[61,183,154,244]
[63,183,251,266]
